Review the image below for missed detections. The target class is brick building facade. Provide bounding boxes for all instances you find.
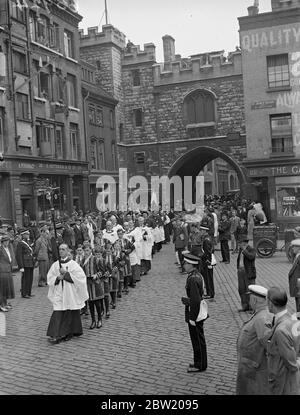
[239,0,300,230]
[0,0,89,225]
[79,26,250,208]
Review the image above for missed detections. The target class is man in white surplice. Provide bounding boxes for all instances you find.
[46,244,88,343]
[135,216,154,275]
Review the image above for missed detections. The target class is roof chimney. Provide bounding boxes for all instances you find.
[162,35,175,63]
[247,5,259,15]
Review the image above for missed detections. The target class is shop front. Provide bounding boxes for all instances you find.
[248,162,300,232]
[0,157,89,226]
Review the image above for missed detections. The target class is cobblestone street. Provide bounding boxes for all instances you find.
[0,243,293,395]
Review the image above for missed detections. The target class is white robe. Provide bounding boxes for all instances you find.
[124,228,141,265]
[47,259,88,311]
[135,226,154,261]
[102,229,118,244]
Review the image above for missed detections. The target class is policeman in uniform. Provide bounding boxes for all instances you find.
[181,253,208,373]
[236,284,272,395]
[288,239,300,312]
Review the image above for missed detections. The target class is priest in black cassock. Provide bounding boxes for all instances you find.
[46,243,88,344]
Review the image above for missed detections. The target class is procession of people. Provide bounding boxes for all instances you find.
[0,193,300,395]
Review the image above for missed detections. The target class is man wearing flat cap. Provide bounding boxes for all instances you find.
[181,252,208,373]
[236,284,272,395]
[266,287,300,395]
[16,229,35,298]
[288,239,300,312]
[34,225,51,287]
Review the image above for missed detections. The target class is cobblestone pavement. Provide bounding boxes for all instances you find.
[0,243,293,395]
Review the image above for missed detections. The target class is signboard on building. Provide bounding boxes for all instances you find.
[249,164,300,177]
[251,100,276,110]
[282,196,296,206]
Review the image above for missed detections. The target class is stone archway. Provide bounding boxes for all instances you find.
[168,145,252,196]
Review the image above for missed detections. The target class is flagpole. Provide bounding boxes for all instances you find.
[104,0,108,24]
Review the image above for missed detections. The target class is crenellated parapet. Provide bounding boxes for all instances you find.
[123,43,156,66]
[153,49,242,86]
[79,24,126,50]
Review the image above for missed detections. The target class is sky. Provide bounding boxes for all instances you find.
[78,0,271,62]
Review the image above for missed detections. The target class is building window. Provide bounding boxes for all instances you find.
[135,152,145,164]
[13,51,27,74]
[185,89,216,124]
[16,93,30,120]
[110,109,115,129]
[36,15,48,44]
[111,142,117,170]
[132,69,140,86]
[49,23,60,50]
[206,161,213,172]
[99,141,105,170]
[96,106,103,126]
[66,74,76,107]
[267,54,289,88]
[70,123,79,160]
[0,110,4,154]
[64,30,74,58]
[55,69,65,103]
[55,126,63,159]
[36,122,54,157]
[270,114,293,154]
[119,123,124,142]
[90,139,97,169]
[39,71,51,99]
[133,108,143,127]
[88,104,96,124]
[276,185,300,217]
[10,0,25,23]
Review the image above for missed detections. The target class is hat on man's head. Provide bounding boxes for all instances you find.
[291,239,300,247]
[182,252,201,265]
[1,234,10,242]
[39,224,48,232]
[55,223,63,230]
[247,284,268,298]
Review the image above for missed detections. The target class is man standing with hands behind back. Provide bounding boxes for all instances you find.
[16,229,35,299]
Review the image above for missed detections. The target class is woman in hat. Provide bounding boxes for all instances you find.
[0,235,15,311]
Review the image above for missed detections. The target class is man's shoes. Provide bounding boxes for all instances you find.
[29,294,35,297]
[48,337,61,344]
[5,304,12,309]
[203,295,212,299]
[62,334,73,342]
[38,283,43,287]
[96,319,102,329]
[117,293,122,298]
[187,366,207,373]
[111,303,116,309]
[238,308,249,312]
[89,321,96,330]
[225,261,230,264]
[22,295,30,299]
[105,312,110,319]
[0,305,8,312]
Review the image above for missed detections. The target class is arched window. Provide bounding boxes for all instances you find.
[183,89,216,138]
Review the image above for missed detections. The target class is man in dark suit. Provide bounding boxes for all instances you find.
[288,239,300,312]
[181,253,208,373]
[73,218,84,248]
[237,237,256,312]
[218,211,231,264]
[0,234,15,311]
[16,229,35,298]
